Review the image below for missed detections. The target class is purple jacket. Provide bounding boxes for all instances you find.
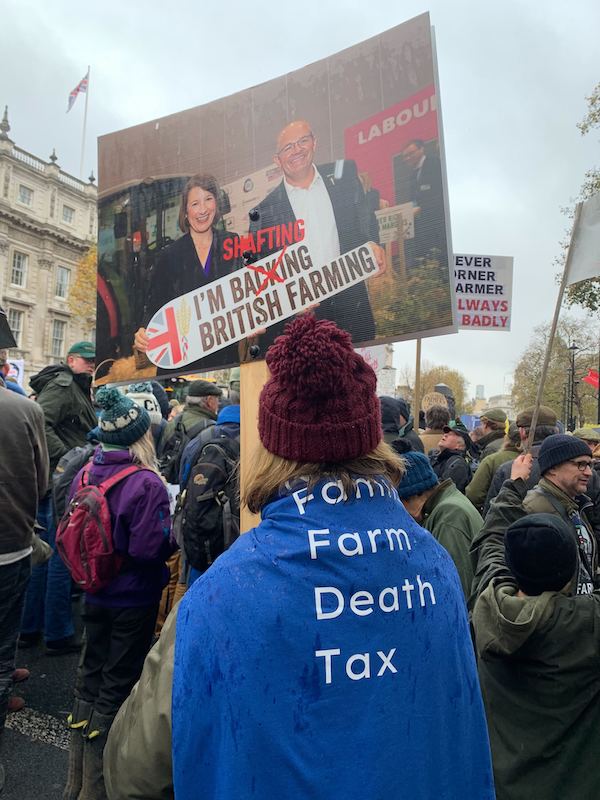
[68,447,176,608]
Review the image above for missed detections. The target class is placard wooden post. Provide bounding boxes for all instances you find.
[414,338,422,421]
[240,359,269,532]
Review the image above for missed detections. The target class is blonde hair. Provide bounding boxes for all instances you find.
[129,429,160,474]
[244,441,406,515]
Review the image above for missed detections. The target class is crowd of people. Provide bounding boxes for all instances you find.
[1,305,600,799]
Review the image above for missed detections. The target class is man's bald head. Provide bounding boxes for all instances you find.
[274,120,317,188]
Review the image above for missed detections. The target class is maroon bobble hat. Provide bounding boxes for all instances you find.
[258,314,382,462]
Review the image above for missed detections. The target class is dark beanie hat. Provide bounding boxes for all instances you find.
[259,314,381,462]
[504,513,578,595]
[95,386,151,446]
[537,434,592,475]
[397,451,439,499]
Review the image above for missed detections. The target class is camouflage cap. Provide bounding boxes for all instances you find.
[572,427,600,444]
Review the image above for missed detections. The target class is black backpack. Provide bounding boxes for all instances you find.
[178,433,240,573]
[158,414,212,484]
[52,444,95,519]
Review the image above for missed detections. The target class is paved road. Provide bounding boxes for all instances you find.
[3,603,81,800]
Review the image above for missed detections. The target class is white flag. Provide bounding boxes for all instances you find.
[567,193,600,286]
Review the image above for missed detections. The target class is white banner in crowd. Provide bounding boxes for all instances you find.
[567,193,600,286]
[453,254,513,331]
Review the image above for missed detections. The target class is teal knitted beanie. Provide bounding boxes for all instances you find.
[95,386,151,446]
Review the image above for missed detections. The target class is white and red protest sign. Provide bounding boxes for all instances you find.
[453,254,513,331]
[146,243,381,369]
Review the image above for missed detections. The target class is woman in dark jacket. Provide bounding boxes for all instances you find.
[63,386,176,800]
[134,173,243,374]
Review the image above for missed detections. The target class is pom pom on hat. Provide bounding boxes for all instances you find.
[259,314,381,462]
[95,385,151,446]
[95,386,122,411]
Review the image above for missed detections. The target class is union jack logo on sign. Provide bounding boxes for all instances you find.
[146,306,185,368]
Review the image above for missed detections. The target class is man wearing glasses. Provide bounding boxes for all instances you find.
[20,341,98,655]
[473,434,597,600]
[248,120,384,346]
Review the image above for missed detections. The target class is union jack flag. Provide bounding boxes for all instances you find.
[67,71,89,113]
[146,305,186,368]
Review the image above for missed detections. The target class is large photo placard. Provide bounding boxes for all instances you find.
[96,13,455,383]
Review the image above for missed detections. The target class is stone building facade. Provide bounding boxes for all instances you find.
[0,107,97,388]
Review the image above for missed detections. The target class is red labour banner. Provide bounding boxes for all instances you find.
[344,85,439,206]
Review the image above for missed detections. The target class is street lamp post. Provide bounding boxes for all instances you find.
[567,343,578,432]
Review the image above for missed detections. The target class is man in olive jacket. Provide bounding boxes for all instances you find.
[398,451,483,599]
[466,424,520,512]
[482,406,558,515]
[30,341,97,472]
[472,435,596,600]
[471,454,600,800]
[475,408,507,460]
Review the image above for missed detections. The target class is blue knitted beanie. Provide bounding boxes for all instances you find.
[95,386,151,446]
[397,451,439,499]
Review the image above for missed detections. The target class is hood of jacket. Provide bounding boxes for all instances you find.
[473,580,557,658]
[29,363,71,394]
[476,429,504,453]
[398,416,416,437]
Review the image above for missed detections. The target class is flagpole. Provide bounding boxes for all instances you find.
[526,202,583,449]
[79,66,90,180]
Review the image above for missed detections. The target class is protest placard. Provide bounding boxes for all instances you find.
[453,254,513,331]
[146,243,381,368]
[96,13,455,383]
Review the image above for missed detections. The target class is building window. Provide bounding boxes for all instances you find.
[18,184,33,206]
[11,251,28,287]
[7,309,23,348]
[51,320,67,359]
[62,205,75,224]
[55,266,70,299]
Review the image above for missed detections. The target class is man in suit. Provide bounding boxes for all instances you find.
[249,120,385,346]
[401,139,446,267]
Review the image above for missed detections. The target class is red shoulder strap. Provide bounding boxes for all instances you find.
[96,465,151,493]
[80,462,93,487]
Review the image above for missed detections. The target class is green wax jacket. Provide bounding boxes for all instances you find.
[421,479,483,599]
[466,446,519,512]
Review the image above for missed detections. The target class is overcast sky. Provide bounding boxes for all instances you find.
[3,0,598,397]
